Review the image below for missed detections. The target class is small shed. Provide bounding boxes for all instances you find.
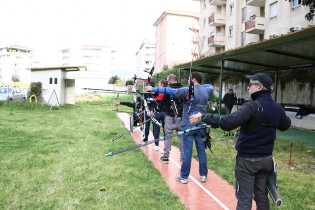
[30,66,86,106]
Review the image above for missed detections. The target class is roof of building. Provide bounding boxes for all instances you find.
[153,10,199,26]
[0,44,33,51]
[30,66,87,71]
[81,44,111,49]
[176,25,315,75]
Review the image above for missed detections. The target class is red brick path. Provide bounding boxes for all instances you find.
[117,112,240,210]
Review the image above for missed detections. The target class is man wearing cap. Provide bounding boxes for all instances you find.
[189,73,291,210]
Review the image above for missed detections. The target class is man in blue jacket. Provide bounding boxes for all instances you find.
[147,72,214,184]
[190,73,291,210]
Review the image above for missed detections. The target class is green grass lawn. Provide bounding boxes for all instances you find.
[0,94,314,210]
[0,97,185,210]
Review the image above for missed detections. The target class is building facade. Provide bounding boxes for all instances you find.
[196,0,315,57]
[153,10,200,73]
[0,45,33,86]
[135,40,156,79]
[60,45,117,91]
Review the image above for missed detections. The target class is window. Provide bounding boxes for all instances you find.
[241,32,246,46]
[54,78,58,84]
[242,7,247,22]
[229,26,234,38]
[229,4,234,16]
[49,78,53,84]
[203,18,206,28]
[292,0,302,9]
[270,1,278,19]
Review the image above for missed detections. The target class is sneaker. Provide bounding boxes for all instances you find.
[141,140,147,146]
[200,176,207,183]
[153,145,159,151]
[176,175,188,184]
[160,156,169,164]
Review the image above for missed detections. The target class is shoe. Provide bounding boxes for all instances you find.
[200,176,207,183]
[153,145,159,151]
[160,156,169,164]
[176,175,188,184]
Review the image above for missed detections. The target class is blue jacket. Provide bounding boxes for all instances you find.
[152,84,214,129]
[203,90,291,157]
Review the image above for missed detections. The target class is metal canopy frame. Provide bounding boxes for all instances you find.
[176,26,315,108]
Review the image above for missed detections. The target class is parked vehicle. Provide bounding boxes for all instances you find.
[0,87,27,101]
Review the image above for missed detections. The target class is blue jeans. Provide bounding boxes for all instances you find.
[152,112,166,146]
[180,130,208,179]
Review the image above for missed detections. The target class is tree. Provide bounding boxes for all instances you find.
[286,0,315,21]
[125,79,134,86]
[154,67,180,85]
[108,75,119,84]
[302,0,315,21]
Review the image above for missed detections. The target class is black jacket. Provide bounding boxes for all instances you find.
[223,93,235,110]
[158,82,184,117]
[204,90,291,158]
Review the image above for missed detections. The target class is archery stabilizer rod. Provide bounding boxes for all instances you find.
[105,124,210,157]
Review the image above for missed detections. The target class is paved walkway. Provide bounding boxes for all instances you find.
[117,112,243,210]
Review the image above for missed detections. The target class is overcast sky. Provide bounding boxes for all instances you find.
[0,0,199,77]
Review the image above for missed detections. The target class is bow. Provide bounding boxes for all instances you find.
[147,66,154,86]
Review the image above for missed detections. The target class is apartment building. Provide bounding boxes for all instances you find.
[196,0,315,57]
[135,39,156,79]
[60,45,117,91]
[0,45,33,86]
[153,10,200,73]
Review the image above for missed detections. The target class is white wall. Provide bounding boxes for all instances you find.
[31,70,64,106]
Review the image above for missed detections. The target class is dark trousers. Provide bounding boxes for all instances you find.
[235,155,273,210]
[152,112,165,146]
[142,112,151,142]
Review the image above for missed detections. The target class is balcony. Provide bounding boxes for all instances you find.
[245,16,265,34]
[246,0,266,7]
[209,0,226,6]
[208,35,225,47]
[208,13,226,26]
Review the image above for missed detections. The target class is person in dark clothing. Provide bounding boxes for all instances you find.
[189,73,291,210]
[119,96,143,128]
[141,91,157,143]
[223,88,235,115]
[222,88,236,136]
[152,79,168,150]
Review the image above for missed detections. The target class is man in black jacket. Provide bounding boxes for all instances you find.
[223,88,235,115]
[189,73,291,210]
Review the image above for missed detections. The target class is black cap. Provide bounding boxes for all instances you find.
[245,73,273,91]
